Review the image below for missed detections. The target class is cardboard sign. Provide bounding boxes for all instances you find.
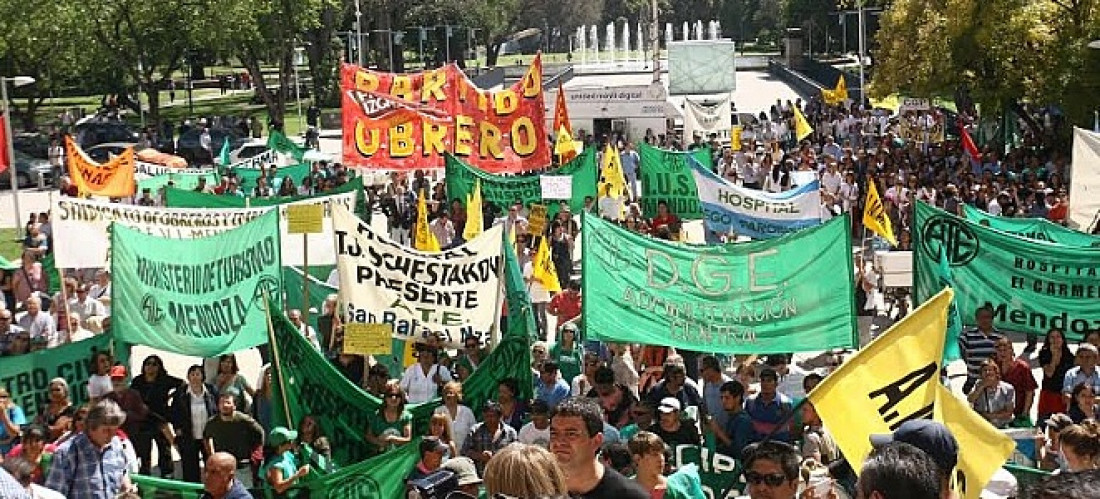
[286,204,324,234]
[539,175,573,200]
[343,323,393,355]
[528,204,549,235]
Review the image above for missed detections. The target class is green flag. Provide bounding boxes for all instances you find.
[166,176,367,219]
[445,148,598,219]
[222,162,312,193]
[0,334,118,422]
[582,213,857,353]
[218,137,231,166]
[267,130,306,162]
[937,243,964,363]
[961,203,1100,247]
[0,255,17,271]
[41,252,61,295]
[270,239,533,464]
[638,143,712,219]
[110,210,283,357]
[913,201,1100,340]
[137,171,219,194]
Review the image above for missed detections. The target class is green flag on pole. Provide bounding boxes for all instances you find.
[217,137,231,166]
[267,130,306,162]
[937,243,964,363]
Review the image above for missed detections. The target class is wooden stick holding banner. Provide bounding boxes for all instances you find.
[286,204,324,328]
[262,289,293,427]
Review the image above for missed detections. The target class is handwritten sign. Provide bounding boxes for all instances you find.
[286,204,324,234]
[343,323,393,355]
[540,175,573,200]
[528,203,549,235]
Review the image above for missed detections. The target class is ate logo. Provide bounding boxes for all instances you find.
[252,275,283,308]
[921,215,979,266]
[141,294,164,325]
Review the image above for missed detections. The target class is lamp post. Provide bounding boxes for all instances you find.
[2,76,35,237]
[293,47,305,133]
[355,0,364,66]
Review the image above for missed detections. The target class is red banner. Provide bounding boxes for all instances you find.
[0,115,9,175]
[341,55,549,172]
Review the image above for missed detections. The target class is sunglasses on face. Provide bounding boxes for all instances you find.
[385,393,401,399]
[745,471,788,487]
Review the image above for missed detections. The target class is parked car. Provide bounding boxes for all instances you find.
[0,151,53,189]
[73,118,139,149]
[12,133,49,160]
[176,128,248,165]
[84,142,137,163]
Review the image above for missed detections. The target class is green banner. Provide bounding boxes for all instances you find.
[0,334,116,421]
[137,171,219,194]
[110,210,283,357]
[961,204,1100,247]
[582,213,857,353]
[41,253,60,295]
[914,201,1100,340]
[672,445,743,499]
[445,148,598,219]
[638,144,712,219]
[131,435,419,498]
[224,162,312,193]
[165,176,367,218]
[268,130,307,162]
[271,240,532,464]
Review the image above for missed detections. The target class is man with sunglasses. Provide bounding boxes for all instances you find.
[742,441,800,499]
[0,310,24,355]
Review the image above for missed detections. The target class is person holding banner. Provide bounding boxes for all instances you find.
[366,383,413,455]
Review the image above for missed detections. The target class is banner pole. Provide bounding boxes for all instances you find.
[263,289,294,426]
[302,235,310,330]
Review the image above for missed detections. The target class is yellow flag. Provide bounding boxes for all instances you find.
[554,126,578,161]
[808,289,951,474]
[933,384,1016,499]
[793,106,814,142]
[463,179,483,241]
[599,144,626,200]
[414,188,441,252]
[822,75,849,104]
[532,236,562,293]
[862,178,898,246]
[731,126,743,151]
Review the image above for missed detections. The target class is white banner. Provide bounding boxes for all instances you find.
[1070,127,1100,231]
[135,161,217,177]
[333,205,504,347]
[540,175,573,200]
[52,190,358,268]
[227,150,278,169]
[688,155,822,239]
[899,97,930,112]
[683,97,732,143]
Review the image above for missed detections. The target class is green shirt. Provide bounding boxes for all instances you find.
[549,343,584,385]
[262,450,304,498]
[368,409,412,454]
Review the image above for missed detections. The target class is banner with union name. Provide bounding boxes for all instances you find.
[110,210,283,357]
[913,201,1100,340]
[340,55,549,172]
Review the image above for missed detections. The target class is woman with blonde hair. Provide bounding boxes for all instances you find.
[435,381,476,452]
[427,411,458,458]
[484,443,568,498]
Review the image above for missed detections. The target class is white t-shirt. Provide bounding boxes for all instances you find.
[821,170,843,195]
[435,404,477,452]
[518,422,552,448]
[87,374,113,399]
[400,363,451,404]
[190,389,211,439]
[522,262,551,303]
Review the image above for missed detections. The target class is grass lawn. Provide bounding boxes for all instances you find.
[0,228,22,262]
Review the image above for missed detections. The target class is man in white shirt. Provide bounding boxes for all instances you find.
[597,185,624,222]
[494,204,528,240]
[518,399,552,448]
[288,309,321,351]
[17,296,56,348]
[430,211,455,248]
[400,347,451,404]
[64,315,95,344]
[70,285,107,325]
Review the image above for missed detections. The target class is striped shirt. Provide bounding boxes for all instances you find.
[959,327,1003,385]
[45,433,131,498]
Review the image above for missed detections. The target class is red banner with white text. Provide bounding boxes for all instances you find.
[341,54,549,172]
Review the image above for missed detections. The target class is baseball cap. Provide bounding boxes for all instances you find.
[419,436,448,455]
[870,420,958,473]
[268,427,298,447]
[440,457,482,486]
[980,468,1017,499]
[109,365,127,378]
[658,397,682,413]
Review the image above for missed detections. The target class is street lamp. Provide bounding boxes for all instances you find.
[2,75,36,238]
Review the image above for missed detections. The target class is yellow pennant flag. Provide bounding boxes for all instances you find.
[933,384,1016,499]
[808,289,951,477]
[793,106,814,142]
[822,75,849,104]
[599,144,626,200]
[730,126,742,151]
[414,188,440,252]
[463,179,483,241]
[65,135,137,198]
[862,178,898,246]
[532,236,562,293]
[554,126,578,161]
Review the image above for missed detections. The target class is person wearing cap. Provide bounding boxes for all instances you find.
[440,456,483,497]
[745,367,794,443]
[1036,413,1073,471]
[261,426,309,496]
[102,365,149,440]
[535,361,571,409]
[857,442,943,499]
[1062,343,1100,404]
[408,436,449,482]
[870,420,959,497]
[201,452,252,499]
[462,400,517,475]
[652,397,700,448]
[203,389,265,487]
